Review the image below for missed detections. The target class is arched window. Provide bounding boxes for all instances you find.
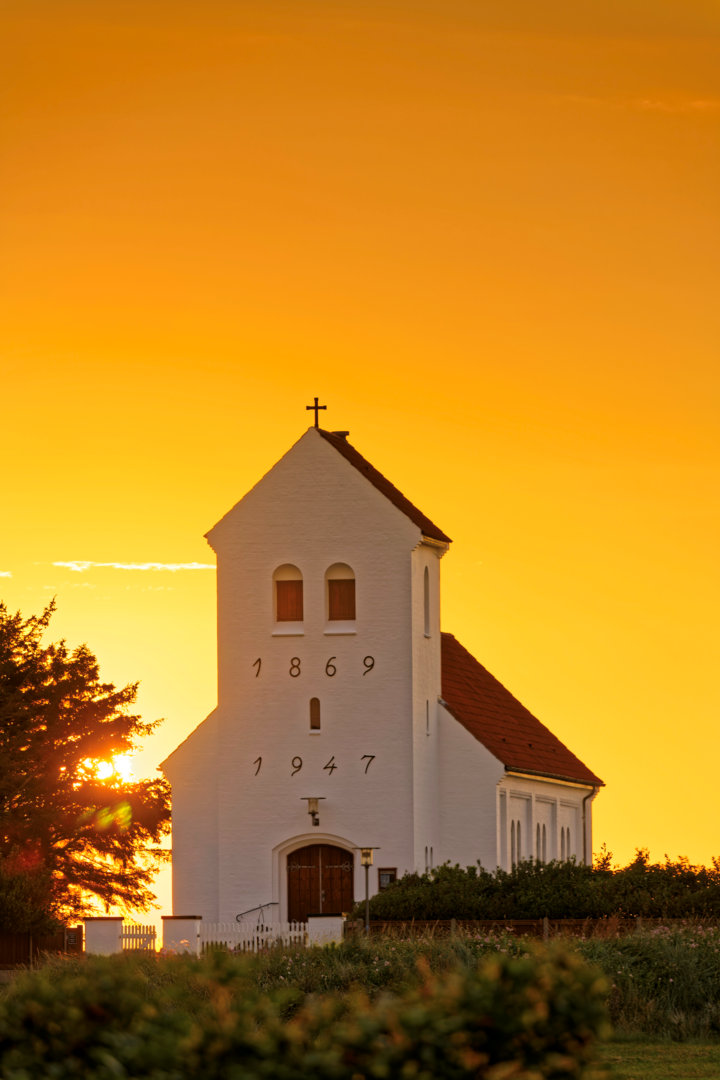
[542,824,547,863]
[566,828,571,859]
[511,821,516,866]
[516,820,522,862]
[309,698,321,731]
[424,566,430,636]
[326,563,355,621]
[273,564,303,622]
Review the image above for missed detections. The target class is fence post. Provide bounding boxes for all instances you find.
[307,915,345,946]
[162,916,202,955]
[84,917,123,955]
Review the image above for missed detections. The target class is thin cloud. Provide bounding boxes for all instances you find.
[0,571,12,578]
[53,561,216,573]
[560,93,720,114]
[634,97,720,113]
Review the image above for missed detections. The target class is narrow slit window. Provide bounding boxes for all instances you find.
[424,566,430,636]
[309,698,321,730]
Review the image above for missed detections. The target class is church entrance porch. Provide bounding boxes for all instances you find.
[286,844,354,922]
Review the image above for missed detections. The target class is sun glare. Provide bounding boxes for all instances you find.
[95,756,134,782]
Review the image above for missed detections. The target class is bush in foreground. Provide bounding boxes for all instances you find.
[0,945,608,1079]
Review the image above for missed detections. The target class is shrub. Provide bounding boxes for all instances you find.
[292,945,609,1079]
[357,852,720,922]
[0,946,609,1079]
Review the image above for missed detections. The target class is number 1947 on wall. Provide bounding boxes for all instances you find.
[252,754,376,777]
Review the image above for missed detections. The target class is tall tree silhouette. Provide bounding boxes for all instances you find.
[0,601,170,918]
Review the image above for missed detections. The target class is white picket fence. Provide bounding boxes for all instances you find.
[121,924,158,952]
[199,921,307,953]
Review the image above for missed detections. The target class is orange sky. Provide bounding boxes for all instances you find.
[2,1,719,912]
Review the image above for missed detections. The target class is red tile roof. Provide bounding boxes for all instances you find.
[318,429,451,544]
[441,633,603,787]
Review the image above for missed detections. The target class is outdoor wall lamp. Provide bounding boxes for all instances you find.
[301,796,325,827]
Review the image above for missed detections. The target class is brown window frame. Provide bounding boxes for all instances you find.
[276,579,303,622]
[328,578,355,621]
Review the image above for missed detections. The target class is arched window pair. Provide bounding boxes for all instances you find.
[273,563,356,624]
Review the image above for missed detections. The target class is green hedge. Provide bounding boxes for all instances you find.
[357,852,720,921]
[0,946,608,1079]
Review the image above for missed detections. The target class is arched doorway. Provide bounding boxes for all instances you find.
[287,844,354,922]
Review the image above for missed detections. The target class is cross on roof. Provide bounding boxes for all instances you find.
[306,397,327,428]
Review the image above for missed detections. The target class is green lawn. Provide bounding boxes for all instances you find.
[598,1041,720,1079]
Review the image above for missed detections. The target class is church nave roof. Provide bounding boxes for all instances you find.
[441,632,603,787]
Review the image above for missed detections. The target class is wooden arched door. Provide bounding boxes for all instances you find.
[287,844,354,922]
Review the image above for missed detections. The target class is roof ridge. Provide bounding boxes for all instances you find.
[317,428,451,544]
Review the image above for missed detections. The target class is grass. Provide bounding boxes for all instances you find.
[598,1040,720,1079]
[576,924,720,1040]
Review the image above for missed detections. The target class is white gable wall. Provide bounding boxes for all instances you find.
[188,430,430,920]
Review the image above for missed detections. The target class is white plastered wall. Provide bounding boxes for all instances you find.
[498,773,596,868]
[163,711,221,918]
[173,429,428,920]
[410,541,446,874]
[436,704,505,869]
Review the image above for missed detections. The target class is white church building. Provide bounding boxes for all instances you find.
[162,420,602,923]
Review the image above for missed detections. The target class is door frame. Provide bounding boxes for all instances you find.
[273,833,358,923]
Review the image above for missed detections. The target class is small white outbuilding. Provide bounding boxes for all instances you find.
[162,424,602,923]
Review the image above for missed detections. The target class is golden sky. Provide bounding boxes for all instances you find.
[2,0,719,910]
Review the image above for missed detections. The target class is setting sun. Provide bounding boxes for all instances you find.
[94,757,135,784]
